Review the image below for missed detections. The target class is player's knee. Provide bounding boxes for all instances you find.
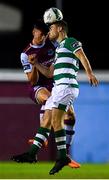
[36,98,46,104]
[36,89,50,104]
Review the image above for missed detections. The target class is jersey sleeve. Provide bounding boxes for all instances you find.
[20,53,32,73]
[65,37,82,54]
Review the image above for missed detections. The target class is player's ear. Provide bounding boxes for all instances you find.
[58,26,63,32]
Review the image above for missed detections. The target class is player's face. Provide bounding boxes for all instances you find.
[32,28,46,45]
[48,24,59,41]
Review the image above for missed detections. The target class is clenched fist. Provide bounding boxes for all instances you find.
[28,54,37,65]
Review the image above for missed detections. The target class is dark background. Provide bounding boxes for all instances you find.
[0,0,108,70]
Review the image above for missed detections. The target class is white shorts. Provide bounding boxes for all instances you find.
[44,84,79,111]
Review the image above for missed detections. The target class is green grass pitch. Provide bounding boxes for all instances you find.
[0,161,109,179]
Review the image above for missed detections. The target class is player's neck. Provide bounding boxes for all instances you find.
[57,33,67,43]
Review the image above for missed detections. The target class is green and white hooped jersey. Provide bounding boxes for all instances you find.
[54,37,82,88]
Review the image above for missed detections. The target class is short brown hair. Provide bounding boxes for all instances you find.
[52,20,68,34]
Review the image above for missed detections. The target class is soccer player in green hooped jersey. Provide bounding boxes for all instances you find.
[28,20,99,174]
[11,20,80,168]
[11,20,99,175]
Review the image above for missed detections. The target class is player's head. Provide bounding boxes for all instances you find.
[32,19,49,45]
[48,20,68,41]
[33,19,49,35]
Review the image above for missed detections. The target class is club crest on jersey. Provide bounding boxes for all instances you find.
[48,49,54,56]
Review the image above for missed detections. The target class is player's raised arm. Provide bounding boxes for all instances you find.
[28,54,54,78]
[75,48,99,86]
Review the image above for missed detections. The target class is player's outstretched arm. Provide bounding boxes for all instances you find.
[75,48,99,86]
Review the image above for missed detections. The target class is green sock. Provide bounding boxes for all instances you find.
[29,127,50,156]
[55,129,67,159]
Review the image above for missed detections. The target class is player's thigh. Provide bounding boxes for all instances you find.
[36,87,51,104]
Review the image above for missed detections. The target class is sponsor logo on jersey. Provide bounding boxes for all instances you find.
[42,58,54,66]
[72,41,81,48]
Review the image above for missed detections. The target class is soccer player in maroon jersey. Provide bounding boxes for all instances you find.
[11,20,80,168]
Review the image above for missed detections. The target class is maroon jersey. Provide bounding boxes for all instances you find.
[21,38,56,91]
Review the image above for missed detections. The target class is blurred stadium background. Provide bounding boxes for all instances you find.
[0,0,109,164]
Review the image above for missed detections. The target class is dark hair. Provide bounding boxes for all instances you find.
[33,19,49,35]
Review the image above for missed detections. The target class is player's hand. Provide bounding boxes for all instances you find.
[88,73,99,86]
[28,54,37,65]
